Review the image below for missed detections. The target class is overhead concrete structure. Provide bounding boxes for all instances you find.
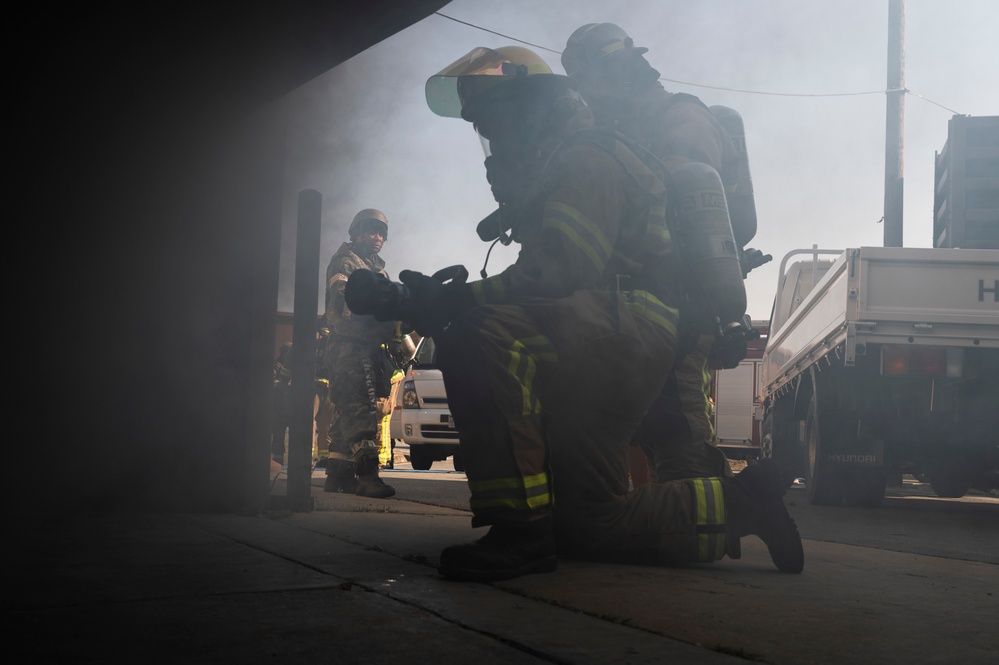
[22,2,450,519]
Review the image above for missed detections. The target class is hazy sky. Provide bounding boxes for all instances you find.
[275,0,998,321]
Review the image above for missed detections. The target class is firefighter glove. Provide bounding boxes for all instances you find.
[711,315,759,369]
[739,247,772,277]
[398,267,475,337]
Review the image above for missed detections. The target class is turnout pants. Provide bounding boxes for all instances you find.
[437,290,729,565]
[637,332,731,483]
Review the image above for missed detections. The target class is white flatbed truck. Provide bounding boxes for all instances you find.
[759,246,999,505]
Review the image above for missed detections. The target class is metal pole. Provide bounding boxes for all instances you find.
[288,189,322,511]
[883,0,905,247]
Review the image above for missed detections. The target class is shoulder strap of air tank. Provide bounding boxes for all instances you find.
[550,126,673,199]
[653,91,710,115]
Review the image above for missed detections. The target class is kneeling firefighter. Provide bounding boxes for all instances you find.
[562,23,770,484]
[346,46,803,581]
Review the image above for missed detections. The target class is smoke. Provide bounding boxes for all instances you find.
[275,0,999,319]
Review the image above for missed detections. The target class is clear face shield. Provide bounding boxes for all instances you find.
[426,47,550,118]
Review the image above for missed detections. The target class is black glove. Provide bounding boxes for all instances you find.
[711,315,760,369]
[398,266,475,337]
[739,247,772,277]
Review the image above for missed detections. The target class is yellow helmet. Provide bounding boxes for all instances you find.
[561,23,648,78]
[425,46,558,120]
[348,208,389,240]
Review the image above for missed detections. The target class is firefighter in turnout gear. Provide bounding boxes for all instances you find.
[323,208,400,498]
[345,46,802,581]
[563,23,768,485]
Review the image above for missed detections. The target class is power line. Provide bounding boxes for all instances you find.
[434,12,561,55]
[660,76,899,98]
[432,11,964,114]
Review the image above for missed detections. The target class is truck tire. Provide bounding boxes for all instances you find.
[927,457,972,498]
[805,396,844,506]
[451,447,465,472]
[762,405,799,489]
[843,467,886,507]
[410,445,434,471]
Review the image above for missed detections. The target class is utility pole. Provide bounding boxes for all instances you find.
[883,0,905,247]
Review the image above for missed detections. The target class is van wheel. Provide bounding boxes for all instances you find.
[805,396,843,506]
[410,446,434,471]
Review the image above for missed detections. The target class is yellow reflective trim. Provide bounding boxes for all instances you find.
[647,223,671,243]
[601,39,626,56]
[694,479,709,560]
[521,335,558,362]
[469,493,551,511]
[471,276,506,305]
[625,291,679,337]
[468,472,551,511]
[470,472,548,492]
[711,478,726,526]
[508,342,532,415]
[468,492,552,510]
[692,477,727,561]
[545,201,612,272]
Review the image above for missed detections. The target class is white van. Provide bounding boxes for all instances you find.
[390,336,463,471]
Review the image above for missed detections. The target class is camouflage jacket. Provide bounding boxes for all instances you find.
[324,242,396,346]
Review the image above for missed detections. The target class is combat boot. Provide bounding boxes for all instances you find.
[438,526,557,583]
[323,459,358,493]
[724,459,804,573]
[354,456,396,498]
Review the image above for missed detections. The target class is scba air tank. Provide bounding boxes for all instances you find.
[709,105,758,248]
[671,161,747,325]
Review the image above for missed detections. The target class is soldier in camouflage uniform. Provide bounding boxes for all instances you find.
[323,208,399,498]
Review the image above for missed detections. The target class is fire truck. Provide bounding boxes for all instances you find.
[710,320,769,459]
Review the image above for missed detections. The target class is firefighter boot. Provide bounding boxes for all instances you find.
[323,459,358,493]
[438,526,557,583]
[354,454,396,498]
[724,459,804,573]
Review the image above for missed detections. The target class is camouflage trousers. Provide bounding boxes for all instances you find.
[327,341,393,465]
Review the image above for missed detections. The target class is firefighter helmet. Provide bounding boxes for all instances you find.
[426,46,568,121]
[348,208,388,241]
[561,23,648,78]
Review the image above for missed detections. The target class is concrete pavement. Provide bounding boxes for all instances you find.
[7,465,997,664]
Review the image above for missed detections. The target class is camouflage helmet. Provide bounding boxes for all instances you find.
[561,23,649,78]
[348,208,389,240]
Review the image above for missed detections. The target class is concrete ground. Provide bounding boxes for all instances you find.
[8,459,997,664]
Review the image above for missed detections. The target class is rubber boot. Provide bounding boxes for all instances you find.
[323,459,358,494]
[438,526,557,583]
[354,456,396,498]
[724,458,804,573]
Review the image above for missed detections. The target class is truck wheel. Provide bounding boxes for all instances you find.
[927,457,972,498]
[762,405,800,489]
[805,397,843,505]
[843,468,886,507]
[451,448,465,472]
[410,445,434,471]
